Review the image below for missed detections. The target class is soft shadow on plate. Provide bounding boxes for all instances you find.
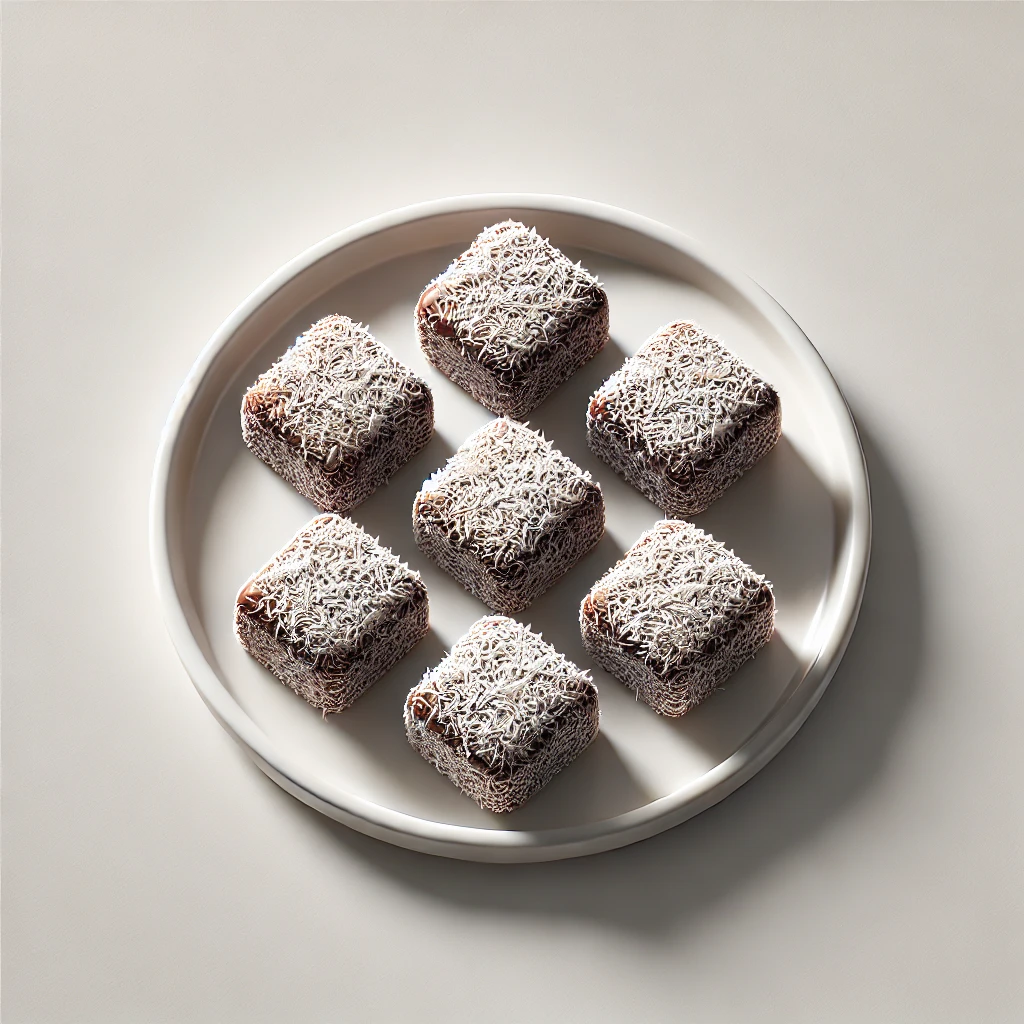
[248,415,921,935]
[528,334,662,542]
[693,434,836,624]
[345,432,455,574]
[636,630,802,765]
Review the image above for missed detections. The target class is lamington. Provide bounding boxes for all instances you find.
[412,418,605,614]
[242,315,434,512]
[405,616,600,812]
[416,221,609,418]
[587,320,781,516]
[234,514,429,714]
[580,520,774,717]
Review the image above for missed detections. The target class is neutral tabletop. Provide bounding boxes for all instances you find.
[3,4,1022,1022]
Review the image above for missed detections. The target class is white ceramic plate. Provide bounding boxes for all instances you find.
[151,194,870,862]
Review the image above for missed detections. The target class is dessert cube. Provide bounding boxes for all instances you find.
[235,514,429,713]
[413,418,605,614]
[242,315,433,512]
[405,616,599,812]
[587,320,780,516]
[580,520,774,716]
[416,221,608,418]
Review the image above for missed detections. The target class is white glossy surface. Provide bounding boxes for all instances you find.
[152,196,868,859]
[5,3,1022,1021]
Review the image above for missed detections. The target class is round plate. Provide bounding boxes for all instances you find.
[151,194,870,862]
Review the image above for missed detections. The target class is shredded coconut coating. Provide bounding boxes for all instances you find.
[580,520,774,717]
[235,514,429,713]
[416,221,609,418]
[242,315,434,512]
[413,418,605,614]
[405,616,599,812]
[587,320,780,516]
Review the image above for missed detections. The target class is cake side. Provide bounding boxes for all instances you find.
[582,584,774,716]
[242,402,353,511]
[406,696,599,812]
[235,595,428,713]
[348,377,435,505]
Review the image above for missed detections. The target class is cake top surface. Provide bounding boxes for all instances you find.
[583,520,772,675]
[414,418,601,569]
[588,320,777,472]
[423,221,605,372]
[237,514,425,668]
[244,315,428,469]
[407,616,596,775]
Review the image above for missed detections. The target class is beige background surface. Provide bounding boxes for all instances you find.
[3,3,1023,1022]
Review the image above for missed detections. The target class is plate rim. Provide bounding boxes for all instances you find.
[150,193,871,862]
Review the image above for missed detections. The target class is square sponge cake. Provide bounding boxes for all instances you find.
[235,514,429,714]
[412,418,605,615]
[416,221,609,418]
[587,320,780,517]
[242,315,434,513]
[580,520,774,717]
[405,616,600,812]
